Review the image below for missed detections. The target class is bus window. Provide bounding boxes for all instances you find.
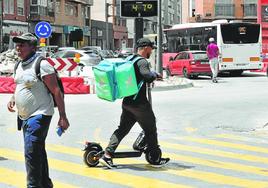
[221,23,260,44]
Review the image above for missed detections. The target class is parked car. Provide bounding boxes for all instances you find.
[81,46,104,59]
[81,46,102,52]
[99,50,114,58]
[166,50,211,78]
[52,49,102,78]
[58,47,76,52]
[118,48,134,58]
[52,49,101,66]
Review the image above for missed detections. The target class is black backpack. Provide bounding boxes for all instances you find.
[14,56,64,107]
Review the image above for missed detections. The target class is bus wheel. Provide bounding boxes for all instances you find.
[183,68,189,78]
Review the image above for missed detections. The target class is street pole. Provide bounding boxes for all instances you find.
[105,0,109,50]
[156,0,163,74]
[134,18,143,50]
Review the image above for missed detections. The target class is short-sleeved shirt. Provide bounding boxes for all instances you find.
[14,56,55,120]
[206,43,219,60]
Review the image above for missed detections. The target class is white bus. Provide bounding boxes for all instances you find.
[164,21,262,76]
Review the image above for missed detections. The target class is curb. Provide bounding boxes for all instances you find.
[152,78,194,91]
[153,82,194,91]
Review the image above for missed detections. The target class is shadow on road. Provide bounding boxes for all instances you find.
[112,162,194,172]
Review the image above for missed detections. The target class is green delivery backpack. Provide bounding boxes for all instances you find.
[93,55,143,101]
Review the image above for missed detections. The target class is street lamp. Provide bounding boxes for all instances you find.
[105,0,110,50]
[156,0,162,74]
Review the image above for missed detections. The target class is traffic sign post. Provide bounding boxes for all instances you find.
[35,21,52,57]
[35,21,52,39]
[46,58,78,71]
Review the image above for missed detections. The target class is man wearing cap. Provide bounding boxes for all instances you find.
[7,33,70,188]
[100,37,170,169]
[206,37,220,83]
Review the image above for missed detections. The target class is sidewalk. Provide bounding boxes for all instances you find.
[153,76,194,91]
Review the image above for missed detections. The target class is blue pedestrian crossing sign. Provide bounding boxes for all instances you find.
[35,21,52,38]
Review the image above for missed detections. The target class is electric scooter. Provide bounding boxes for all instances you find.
[83,82,162,167]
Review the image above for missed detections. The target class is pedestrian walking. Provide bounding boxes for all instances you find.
[206,37,220,83]
[7,33,70,188]
[99,38,170,169]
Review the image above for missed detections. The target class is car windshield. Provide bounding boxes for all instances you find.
[192,52,208,60]
[51,51,66,58]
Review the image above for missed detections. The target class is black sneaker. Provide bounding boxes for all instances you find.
[150,158,170,168]
[99,156,114,169]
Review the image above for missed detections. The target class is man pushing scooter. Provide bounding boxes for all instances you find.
[99,38,170,169]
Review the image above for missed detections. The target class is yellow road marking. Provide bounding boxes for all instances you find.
[106,159,268,188]
[47,143,268,177]
[185,127,198,133]
[93,127,102,141]
[6,127,17,133]
[0,148,191,188]
[174,137,268,154]
[162,141,268,164]
[0,167,77,188]
[214,134,248,141]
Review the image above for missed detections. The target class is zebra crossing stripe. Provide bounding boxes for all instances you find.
[0,148,191,188]
[0,167,78,188]
[176,137,268,154]
[161,141,268,164]
[47,143,268,176]
[214,133,249,141]
[45,143,268,187]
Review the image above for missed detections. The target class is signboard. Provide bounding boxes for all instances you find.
[47,58,78,71]
[120,0,157,18]
[35,21,52,38]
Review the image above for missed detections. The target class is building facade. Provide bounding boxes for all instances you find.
[1,0,93,49]
[2,0,30,50]
[90,0,128,50]
[194,0,257,22]
[258,0,268,58]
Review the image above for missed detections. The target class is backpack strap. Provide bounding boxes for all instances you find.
[13,61,21,76]
[35,56,47,81]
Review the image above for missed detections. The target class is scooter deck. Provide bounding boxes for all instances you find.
[113,151,142,158]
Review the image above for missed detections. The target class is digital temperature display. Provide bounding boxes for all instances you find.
[121,0,158,17]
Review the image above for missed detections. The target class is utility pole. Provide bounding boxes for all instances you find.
[156,0,162,74]
[105,0,109,50]
[134,18,143,48]
[0,0,3,52]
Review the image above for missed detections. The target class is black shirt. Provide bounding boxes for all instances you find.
[123,55,156,105]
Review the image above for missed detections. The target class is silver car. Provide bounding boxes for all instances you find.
[52,49,101,66]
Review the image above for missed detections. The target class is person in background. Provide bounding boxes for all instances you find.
[7,33,70,188]
[206,37,220,83]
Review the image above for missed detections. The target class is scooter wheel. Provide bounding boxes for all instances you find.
[83,148,101,167]
[145,148,162,165]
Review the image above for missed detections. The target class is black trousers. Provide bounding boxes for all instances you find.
[105,101,159,155]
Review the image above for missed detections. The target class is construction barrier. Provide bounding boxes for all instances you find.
[0,76,90,94]
[61,77,90,94]
[0,77,16,93]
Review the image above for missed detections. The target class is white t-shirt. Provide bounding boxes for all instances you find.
[14,57,55,120]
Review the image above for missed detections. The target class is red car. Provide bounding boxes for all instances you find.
[166,50,211,78]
